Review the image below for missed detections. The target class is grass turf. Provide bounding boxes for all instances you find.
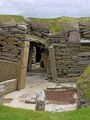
[29,17,78,33]
[28,16,90,34]
[0,15,25,23]
[77,64,90,102]
[0,105,90,120]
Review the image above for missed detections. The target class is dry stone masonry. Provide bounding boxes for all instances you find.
[0,23,27,62]
[0,16,90,85]
[27,17,90,82]
[79,21,90,39]
[26,18,49,39]
[0,15,27,84]
[47,42,90,81]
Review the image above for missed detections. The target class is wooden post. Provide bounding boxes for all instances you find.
[49,46,57,82]
[17,41,30,90]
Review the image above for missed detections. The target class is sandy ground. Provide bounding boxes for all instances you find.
[4,65,76,112]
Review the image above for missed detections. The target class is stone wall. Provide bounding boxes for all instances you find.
[46,30,90,81]
[26,17,90,82]
[0,23,27,62]
[0,16,27,83]
[0,60,18,82]
[46,42,90,81]
[79,21,90,39]
[0,17,89,84]
[32,46,36,63]
[26,19,49,39]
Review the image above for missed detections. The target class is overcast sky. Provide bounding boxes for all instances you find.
[0,0,90,18]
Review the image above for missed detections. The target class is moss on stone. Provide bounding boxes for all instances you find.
[77,64,90,102]
[0,15,25,24]
[29,17,78,33]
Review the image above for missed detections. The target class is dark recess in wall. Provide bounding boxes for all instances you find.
[36,47,41,62]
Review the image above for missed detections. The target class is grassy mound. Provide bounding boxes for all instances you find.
[0,15,25,24]
[0,105,90,120]
[77,64,90,102]
[28,17,78,33]
[78,17,90,25]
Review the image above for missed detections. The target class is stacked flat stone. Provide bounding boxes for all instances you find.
[0,23,27,62]
[79,22,90,39]
[26,19,49,39]
[47,43,90,81]
[46,26,90,81]
[26,18,90,82]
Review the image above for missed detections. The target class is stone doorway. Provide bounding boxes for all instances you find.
[27,42,48,73]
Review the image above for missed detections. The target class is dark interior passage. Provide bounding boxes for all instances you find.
[27,42,46,72]
[36,47,41,62]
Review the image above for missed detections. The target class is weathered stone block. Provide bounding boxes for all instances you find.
[15,34,25,39]
[0,79,17,95]
[0,85,5,104]
[35,90,45,111]
[16,25,27,30]
[68,31,80,42]
[10,28,26,34]
[0,60,19,82]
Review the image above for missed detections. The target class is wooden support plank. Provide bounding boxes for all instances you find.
[49,46,57,82]
[17,41,30,90]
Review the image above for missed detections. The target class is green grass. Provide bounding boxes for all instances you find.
[28,16,78,33]
[0,15,25,23]
[77,64,90,102]
[0,105,90,120]
[84,88,90,102]
[78,17,90,24]
[77,64,90,86]
[28,16,90,34]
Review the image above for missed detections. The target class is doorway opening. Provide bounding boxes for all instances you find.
[27,42,48,73]
[36,47,41,63]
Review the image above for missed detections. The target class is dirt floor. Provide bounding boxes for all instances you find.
[4,64,77,112]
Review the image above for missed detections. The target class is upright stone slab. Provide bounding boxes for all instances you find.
[35,90,45,111]
[49,46,57,82]
[41,53,48,71]
[17,41,30,90]
[0,85,5,104]
[68,31,80,42]
[27,44,33,72]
